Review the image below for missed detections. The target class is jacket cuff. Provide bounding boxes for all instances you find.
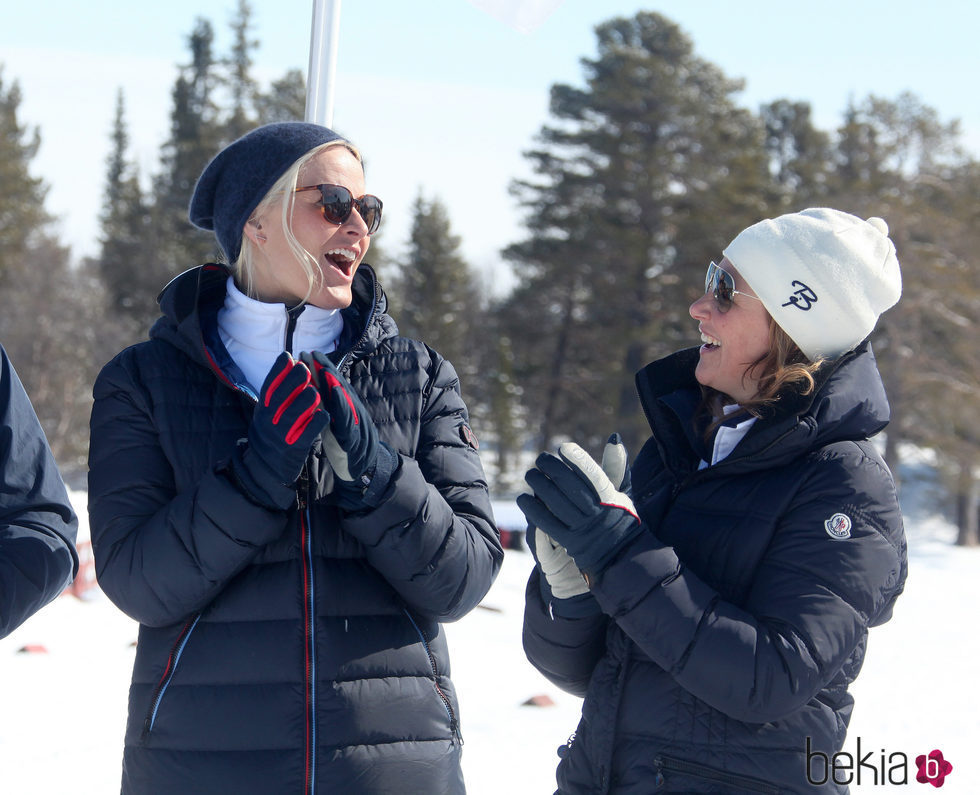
[549,591,603,619]
[360,442,399,507]
[332,442,400,512]
[220,442,296,511]
[537,568,602,618]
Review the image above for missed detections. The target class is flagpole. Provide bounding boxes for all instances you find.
[305,0,342,126]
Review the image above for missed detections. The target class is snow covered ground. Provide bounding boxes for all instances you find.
[1,489,977,793]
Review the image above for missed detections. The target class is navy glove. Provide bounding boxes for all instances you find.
[299,351,397,510]
[231,352,328,509]
[526,434,632,601]
[518,441,643,579]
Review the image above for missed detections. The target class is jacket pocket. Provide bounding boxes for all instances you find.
[403,609,462,745]
[654,754,780,794]
[140,614,202,742]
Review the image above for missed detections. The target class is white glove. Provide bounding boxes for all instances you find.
[531,433,631,599]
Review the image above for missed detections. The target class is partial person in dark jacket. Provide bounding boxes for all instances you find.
[0,343,78,639]
[88,122,502,794]
[519,209,907,794]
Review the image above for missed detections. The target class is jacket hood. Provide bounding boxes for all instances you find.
[636,341,891,471]
[149,263,397,377]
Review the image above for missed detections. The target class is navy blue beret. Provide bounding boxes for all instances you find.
[189,122,346,261]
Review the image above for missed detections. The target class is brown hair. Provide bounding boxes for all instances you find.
[699,317,825,436]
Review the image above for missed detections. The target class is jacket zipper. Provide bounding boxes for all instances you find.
[299,479,317,794]
[403,609,462,744]
[292,275,377,788]
[141,613,203,740]
[188,273,321,790]
[284,306,303,354]
[654,755,780,794]
[336,279,380,373]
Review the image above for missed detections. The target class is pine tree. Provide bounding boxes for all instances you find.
[94,13,317,339]
[479,328,524,494]
[95,89,155,334]
[223,0,260,140]
[760,99,834,208]
[824,93,979,542]
[0,70,107,470]
[388,194,522,486]
[152,17,224,271]
[255,69,306,124]
[0,69,49,276]
[393,192,480,371]
[502,12,773,453]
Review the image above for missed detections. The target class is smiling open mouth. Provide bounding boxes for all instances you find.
[700,332,721,350]
[325,247,356,276]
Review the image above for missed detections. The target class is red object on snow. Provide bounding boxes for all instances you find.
[63,540,99,600]
[521,694,556,707]
[16,644,49,654]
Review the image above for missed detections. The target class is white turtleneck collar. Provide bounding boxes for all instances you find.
[217,276,344,394]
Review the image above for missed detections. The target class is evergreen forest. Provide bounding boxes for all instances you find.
[1,6,977,543]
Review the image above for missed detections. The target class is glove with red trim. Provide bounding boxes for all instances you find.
[231,352,328,509]
[299,351,397,510]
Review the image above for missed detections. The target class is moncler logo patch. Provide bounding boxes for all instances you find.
[824,513,852,540]
[781,280,819,311]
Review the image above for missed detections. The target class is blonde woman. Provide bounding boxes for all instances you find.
[89,122,501,794]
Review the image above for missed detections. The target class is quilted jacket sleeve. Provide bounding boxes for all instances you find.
[590,444,906,723]
[522,568,609,697]
[88,352,292,628]
[339,354,502,622]
[0,346,78,638]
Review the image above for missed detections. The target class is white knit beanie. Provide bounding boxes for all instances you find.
[723,208,902,361]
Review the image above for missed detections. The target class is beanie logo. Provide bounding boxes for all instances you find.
[781,281,819,311]
[824,513,852,540]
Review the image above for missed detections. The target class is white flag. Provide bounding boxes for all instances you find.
[466,0,566,34]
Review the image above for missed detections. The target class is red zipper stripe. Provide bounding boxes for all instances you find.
[154,619,194,690]
[301,509,312,793]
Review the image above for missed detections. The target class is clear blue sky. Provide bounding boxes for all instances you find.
[3,0,978,287]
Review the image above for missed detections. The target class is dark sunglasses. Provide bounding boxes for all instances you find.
[704,261,762,313]
[294,184,383,235]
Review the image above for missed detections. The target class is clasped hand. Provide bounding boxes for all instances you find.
[518,441,643,579]
[232,352,328,509]
[299,351,396,509]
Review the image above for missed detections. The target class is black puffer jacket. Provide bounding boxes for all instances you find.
[523,343,906,794]
[89,264,502,794]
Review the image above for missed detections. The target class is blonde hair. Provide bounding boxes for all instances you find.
[700,318,825,434]
[233,139,362,304]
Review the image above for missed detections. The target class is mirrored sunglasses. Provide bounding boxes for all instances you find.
[704,261,761,313]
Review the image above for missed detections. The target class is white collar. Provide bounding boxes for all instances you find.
[217,277,344,394]
[699,403,758,469]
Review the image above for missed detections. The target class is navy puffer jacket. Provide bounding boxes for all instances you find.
[0,343,78,639]
[88,264,502,794]
[523,342,906,794]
